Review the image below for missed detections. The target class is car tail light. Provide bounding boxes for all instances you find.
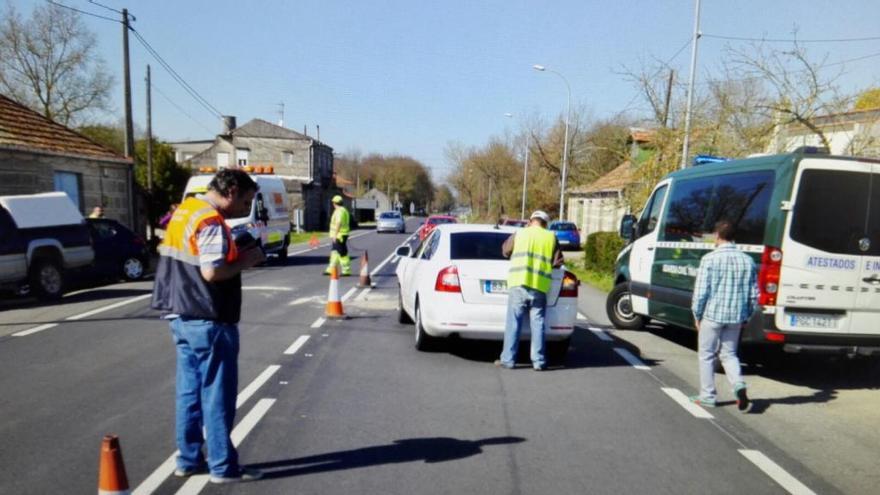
[765,331,785,343]
[434,265,461,293]
[559,270,579,298]
[758,246,782,306]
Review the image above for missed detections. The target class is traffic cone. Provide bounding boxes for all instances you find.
[357,251,372,288]
[325,263,347,319]
[308,234,320,249]
[98,435,130,495]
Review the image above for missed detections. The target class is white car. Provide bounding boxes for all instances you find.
[376,210,405,233]
[395,224,579,361]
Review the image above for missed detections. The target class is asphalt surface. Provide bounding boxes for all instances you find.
[0,217,853,494]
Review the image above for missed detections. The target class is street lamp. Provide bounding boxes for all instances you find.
[533,64,571,220]
[505,113,530,220]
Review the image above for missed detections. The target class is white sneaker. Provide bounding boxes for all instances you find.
[209,467,263,484]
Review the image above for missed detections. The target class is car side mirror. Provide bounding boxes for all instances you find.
[396,246,412,257]
[619,214,637,242]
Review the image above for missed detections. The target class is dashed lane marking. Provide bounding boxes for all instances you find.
[12,323,58,337]
[175,399,277,495]
[310,317,326,329]
[355,287,372,302]
[738,450,817,495]
[284,335,310,355]
[660,387,715,419]
[613,347,650,370]
[236,365,280,408]
[66,293,152,321]
[287,231,371,256]
[588,326,614,342]
[341,287,357,302]
[242,286,294,292]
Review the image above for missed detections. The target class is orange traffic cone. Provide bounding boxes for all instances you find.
[98,435,130,495]
[325,263,347,319]
[357,251,372,288]
[308,234,320,249]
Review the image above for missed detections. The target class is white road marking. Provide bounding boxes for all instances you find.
[65,294,152,321]
[739,450,817,495]
[392,255,400,264]
[588,327,614,342]
[133,370,279,495]
[577,312,588,320]
[12,323,58,337]
[355,287,372,302]
[288,295,322,306]
[613,348,650,370]
[284,335,310,355]
[370,250,398,277]
[661,387,715,419]
[341,287,357,302]
[236,365,281,409]
[242,286,294,292]
[311,317,326,328]
[287,230,372,256]
[175,399,276,495]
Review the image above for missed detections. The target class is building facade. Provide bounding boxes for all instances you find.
[768,108,880,156]
[0,94,134,227]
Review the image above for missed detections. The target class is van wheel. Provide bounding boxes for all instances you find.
[29,259,64,299]
[606,282,646,330]
[397,286,413,324]
[414,301,438,351]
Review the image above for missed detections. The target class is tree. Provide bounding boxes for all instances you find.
[0,3,113,125]
[433,185,455,212]
[134,139,191,227]
[79,123,125,154]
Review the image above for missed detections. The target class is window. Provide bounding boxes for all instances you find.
[236,148,249,167]
[418,231,441,260]
[551,222,577,231]
[91,220,116,240]
[283,151,295,166]
[791,169,877,255]
[216,152,230,169]
[662,171,774,245]
[53,171,83,211]
[450,232,510,260]
[637,184,668,236]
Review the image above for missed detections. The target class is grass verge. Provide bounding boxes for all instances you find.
[564,262,614,293]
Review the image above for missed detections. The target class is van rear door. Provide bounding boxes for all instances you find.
[777,158,878,335]
[853,162,880,334]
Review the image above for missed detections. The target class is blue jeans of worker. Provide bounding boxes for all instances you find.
[698,319,746,402]
[500,286,547,369]
[170,317,240,477]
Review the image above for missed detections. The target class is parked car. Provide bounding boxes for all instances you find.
[86,218,149,281]
[376,210,405,233]
[0,192,95,298]
[395,223,579,361]
[549,221,581,250]
[501,219,528,228]
[418,214,457,241]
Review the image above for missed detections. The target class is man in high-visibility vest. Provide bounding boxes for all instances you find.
[495,210,564,371]
[151,169,265,484]
[325,194,352,275]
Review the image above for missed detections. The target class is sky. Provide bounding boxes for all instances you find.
[12,0,880,182]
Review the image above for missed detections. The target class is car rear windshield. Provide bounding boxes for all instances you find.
[790,168,878,255]
[552,223,577,231]
[450,232,510,260]
[429,217,455,225]
[379,212,400,219]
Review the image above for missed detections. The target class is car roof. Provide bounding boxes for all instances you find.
[433,223,516,234]
[428,215,457,220]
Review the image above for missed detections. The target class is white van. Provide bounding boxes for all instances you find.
[607,149,880,356]
[183,168,292,260]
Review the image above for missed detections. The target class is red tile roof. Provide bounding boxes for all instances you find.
[571,161,634,194]
[0,94,129,163]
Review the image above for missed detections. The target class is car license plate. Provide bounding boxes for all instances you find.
[484,280,508,294]
[559,239,570,244]
[788,313,838,329]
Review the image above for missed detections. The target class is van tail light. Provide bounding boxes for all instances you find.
[758,246,782,306]
[559,270,580,298]
[435,266,461,293]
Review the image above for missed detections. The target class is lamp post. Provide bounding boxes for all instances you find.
[533,64,571,220]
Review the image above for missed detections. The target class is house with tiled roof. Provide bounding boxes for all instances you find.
[171,117,336,231]
[0,94,134,226]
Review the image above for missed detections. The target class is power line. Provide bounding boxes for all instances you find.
[152,82,218,136]
[86,0,125,16]
[703,33,880,43]
[46,0,118,23]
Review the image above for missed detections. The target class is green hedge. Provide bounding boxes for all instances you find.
[583,232,625,273]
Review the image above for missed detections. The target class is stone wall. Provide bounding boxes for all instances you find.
[0,148,133,227]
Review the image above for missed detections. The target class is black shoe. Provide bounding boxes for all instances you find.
[209,467,263,484]
[735,386,750,413]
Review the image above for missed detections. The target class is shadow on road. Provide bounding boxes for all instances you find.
[744,389,838,414]
[250,436,526,479]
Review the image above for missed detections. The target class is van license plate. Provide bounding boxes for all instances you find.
[789,313,838,329]
[484,280,508,294]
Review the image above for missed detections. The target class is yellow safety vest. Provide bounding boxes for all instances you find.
[330,206,350,240]
[507,226,556,293]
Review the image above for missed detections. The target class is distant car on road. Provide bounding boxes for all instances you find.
[376,210,405,233]
[500,219,528,228]
[418,214,457,241]
[549,221,581,250]
[86,218,149,281]
[395,223,578,361]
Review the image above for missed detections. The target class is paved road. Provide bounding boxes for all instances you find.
[0,218,852,494]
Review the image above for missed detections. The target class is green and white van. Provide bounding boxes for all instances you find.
[607,149,880,355]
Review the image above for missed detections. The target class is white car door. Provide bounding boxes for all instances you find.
[397,231,439,315]
[628,180,670,315]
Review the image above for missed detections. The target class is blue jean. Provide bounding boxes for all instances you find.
[697,319,746,402]
[500,286,547,369]
[170,317,240,477]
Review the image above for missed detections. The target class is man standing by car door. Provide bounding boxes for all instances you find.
[325,195,352,276]
[151,169,266,484]
[691,219,758,412]
[495,210,564,370]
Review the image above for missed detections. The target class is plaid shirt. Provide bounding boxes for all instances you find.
[691,243,758,324]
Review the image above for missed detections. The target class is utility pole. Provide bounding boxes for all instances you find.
[681,0,702,169]
[122,8,137,230]
[662,70,674,128]
[520,134,529,220]
[145,64,155,240]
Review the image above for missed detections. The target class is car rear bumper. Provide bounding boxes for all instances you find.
[377,224,403,232]
[743,311,880,355]
[420,296,577,341]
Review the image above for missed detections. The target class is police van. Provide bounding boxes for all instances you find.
[607,149,880,355]
[183,166,292,260]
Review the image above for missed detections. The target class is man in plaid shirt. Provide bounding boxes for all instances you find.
[691,219,758,412]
